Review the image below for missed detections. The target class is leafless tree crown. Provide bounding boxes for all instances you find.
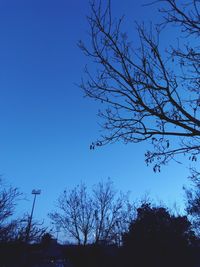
[79,0,200,170]
[49,180,135,245]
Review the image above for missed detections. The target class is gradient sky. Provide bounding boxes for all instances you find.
[0,0,193,236]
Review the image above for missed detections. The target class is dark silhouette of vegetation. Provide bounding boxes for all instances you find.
[49,179,134,245]
[122,202,197,267]
[0,179,21,242]
[184,169,200,236]
[0,187,200,267]
[0,179,46,245]
[79,0,200,170]
[40,232,54,246]
[13,214,47,243]
[0,214,46,244]
[1,179,200,267]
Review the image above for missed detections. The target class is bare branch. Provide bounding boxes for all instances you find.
[80,0,200,169]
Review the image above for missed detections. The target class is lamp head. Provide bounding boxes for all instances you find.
[32,189,41,195]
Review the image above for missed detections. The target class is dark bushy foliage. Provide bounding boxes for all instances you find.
[122,203,196,267]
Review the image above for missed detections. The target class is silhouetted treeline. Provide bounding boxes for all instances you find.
[1,202,200,267]
[63,203,199,267]
[2,176,200,266]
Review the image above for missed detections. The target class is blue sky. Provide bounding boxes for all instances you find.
[0,0,192,233]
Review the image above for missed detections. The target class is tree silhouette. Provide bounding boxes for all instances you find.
[0,180,21,242]
[49,183,94,245]
[49,180,134,245]
[184,169,200,235]
[92,179,134,245]
[80,0,200,169]
[123,203,195,267]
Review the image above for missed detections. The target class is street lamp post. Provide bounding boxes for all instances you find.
[25,189,41,243]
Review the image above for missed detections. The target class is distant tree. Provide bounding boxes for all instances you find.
[0,180,47,244]
[123,202,195,267]
[184,169,200,235]
[0,213,47,243]
[92,179,134,245]
[40,232,54,246]
[0,182,20,224]
[49,183,94,245]
[16,214,47,243]
[49,180,134,245]
[0,180,21,242]
[79,0,200,170]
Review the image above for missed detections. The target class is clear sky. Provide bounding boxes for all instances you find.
[0,0,193,234]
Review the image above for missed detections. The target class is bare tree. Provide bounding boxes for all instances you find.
[0,180,22,241]
[92,179,134,245]
[49,180,134,245]
[49,184,94,245]
[0,182,46,243]
[15,214,47,243]
[0,214,47,243]
[0,184,20,225]
[79,0,200,170]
